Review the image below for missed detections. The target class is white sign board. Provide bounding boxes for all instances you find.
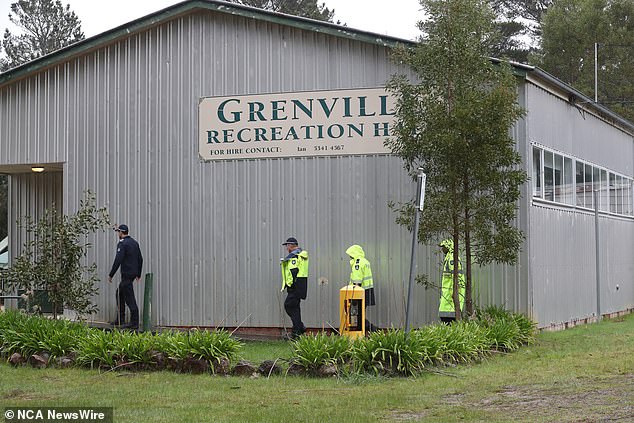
[199,88,396,161]
[419,173,427,211]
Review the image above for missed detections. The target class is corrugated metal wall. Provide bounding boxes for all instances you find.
[2,8,525,328]
[526,83,634,326]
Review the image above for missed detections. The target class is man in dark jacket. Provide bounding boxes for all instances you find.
[108,224,143,329]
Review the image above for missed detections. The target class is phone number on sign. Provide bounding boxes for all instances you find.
[314,145,344,151]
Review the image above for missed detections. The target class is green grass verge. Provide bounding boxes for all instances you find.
[0,314,632,422]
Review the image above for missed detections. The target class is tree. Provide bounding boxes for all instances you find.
[1,0,84,72]
[539,0,634,121]
[388,0,526,319]
[0,191,110,318]
[226,0,335,22]
[488,0,553,63]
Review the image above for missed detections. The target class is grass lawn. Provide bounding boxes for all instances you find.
[1,314,633,423]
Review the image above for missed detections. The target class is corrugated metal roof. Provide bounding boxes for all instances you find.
[0,0,412,87]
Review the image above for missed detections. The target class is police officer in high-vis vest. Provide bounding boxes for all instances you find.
[438,239,465,323]
[345,244,377,331]
[280,237,309,339]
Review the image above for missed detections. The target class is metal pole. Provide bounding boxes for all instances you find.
[594,43,599,103]
[405,173,423,333]
[593,190,601,322]
[143,273,154,332]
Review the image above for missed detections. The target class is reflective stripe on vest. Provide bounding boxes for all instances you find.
[349,257,373,289]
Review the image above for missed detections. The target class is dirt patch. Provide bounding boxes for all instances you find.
[389,410,429,421]
[2,389,54,401]
[474,374,634,422]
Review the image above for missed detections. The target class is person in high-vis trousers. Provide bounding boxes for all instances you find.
[346,244,377,332]
[438,239,465,323]
[280,237,309,339]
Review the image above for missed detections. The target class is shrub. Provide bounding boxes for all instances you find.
[75,331,117,368]
[291,333,351,372]
[352,329,428,376]
[155,329,242,364]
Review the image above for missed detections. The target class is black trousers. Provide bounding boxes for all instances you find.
[284,288,305,334]
[118,277,139,326]
[440,316,455,324]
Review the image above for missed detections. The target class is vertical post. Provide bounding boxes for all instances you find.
[405,170,424,333]
[594,43,599,103]
[593,190,601,322]
[143,273,154,332]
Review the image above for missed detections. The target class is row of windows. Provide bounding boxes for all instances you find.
[532,145,634,217]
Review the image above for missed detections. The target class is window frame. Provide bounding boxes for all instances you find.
[531,143,634,218]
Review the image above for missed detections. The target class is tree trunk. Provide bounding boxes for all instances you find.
[464,175,473,316]
[452,230,462,321]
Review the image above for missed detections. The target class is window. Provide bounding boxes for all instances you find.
[610,173,617,213]
[585,164,593,209]
[617,175,624,215]
[623,179,634,216]
[575,161,585,207]
[531,144,634,217]
[533,147,542,198]
[593,166,601,210]
[600,169,609,212]
[544,151,554,201]
[564,157,574,205]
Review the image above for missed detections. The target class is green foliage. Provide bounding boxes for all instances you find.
[290,333,351,370]
[489,0,553,62]
[156,329,243,363]
[0,311,88,359]
[1,0,84,72]
[0,191,110,318]
[352,329,430,376]
[290,308,536,376]
[0,311,243,370]
[388,0,527,318]
[475,305,537,350]
[539,0,634,121]
[225,0,335,22]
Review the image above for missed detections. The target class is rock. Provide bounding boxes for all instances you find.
[211,358,231,376]
[55,356,74,368]
[232,360,258,377]
[182,357,209,374]
[167,358,182,372]
[316,364,337,378]
[149,351,166,370]
[286,363,306,376]
[258,360,282,377]
[29,354,48,369]
[9,353,25,367]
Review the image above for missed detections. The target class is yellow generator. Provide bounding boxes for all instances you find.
[339,285,365,339]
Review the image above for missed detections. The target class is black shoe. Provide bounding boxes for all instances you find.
[109,320,123,326]
[121,322,139,330]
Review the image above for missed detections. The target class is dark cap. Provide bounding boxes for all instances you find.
[115,224,129,233]
[282,237,298,246]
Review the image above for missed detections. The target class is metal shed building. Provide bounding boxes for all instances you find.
[0,0,632,330]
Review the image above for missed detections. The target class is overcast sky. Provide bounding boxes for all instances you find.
[0,0,424,42]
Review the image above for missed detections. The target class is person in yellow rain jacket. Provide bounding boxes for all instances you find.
[280,237,309,339]
[346,244,377,331]
[438,239,465,323]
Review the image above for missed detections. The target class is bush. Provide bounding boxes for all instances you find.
[475,306,537,351]
[156,329,242,364]
[353,329,430,376]
[0,311,243,372]
[0,311,88,359]
[291,333,351,372]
